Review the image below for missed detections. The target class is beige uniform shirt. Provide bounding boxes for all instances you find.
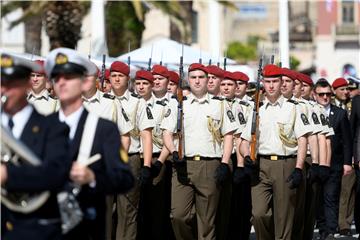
[242,96,312,156]
[114,90,155,154]
[27,90,59,116]
[82,89,133,135]
[161,93,238,158]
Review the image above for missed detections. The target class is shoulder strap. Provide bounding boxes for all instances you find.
[76,112,99,165]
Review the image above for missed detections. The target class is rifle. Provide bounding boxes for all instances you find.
[100,54,106,91]
[250,51,264,161]
[147,44,153,71]
[177,44,185,159]
[223,50,227,70]
[160,50,163,66]
[127,40,131,67]
[199,49,202,64]
[208,59,212,65]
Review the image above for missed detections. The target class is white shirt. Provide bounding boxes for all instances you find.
[324,104,331,117]
[58,106,84,140]
[1,104,33,139]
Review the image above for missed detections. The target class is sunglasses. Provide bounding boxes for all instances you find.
[316,92,332,97]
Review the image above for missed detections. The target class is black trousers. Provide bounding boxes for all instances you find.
[355,168,360,234]
[316,169,342,235]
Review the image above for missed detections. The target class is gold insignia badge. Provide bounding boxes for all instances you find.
[6,221,13,231]
[0,55,14,68]
[119,147,129,163]
[32,126,40,133]
[55,53,68,65]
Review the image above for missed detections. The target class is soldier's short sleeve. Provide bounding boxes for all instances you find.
[221,101,239,135]
[116,102,133,135]
[137,99,156,131]
[160,99,178,133]
[294,104,312,138]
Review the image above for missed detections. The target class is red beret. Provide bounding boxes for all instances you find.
[281,68,297,80]
[262,64,282,77]
[297,72,313,86]
[188,63,208,73]
[33,60,45,74]
[135,70,154,82]
[152,64,169,78]
[110,61,130,76]
[223,71,236,81]
[332,77,348,89]
[168,71,179,84]
[105,69,110,80]
[232,71,249,82]
[206,65,224,78]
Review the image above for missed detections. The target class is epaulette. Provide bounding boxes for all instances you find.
[225,98,234,103]
[103,93,116,100]
[131,93,141,99]
[239,100,250,107]
[259,101,264,108]
[49,95,58,100]
[287,99,299,105]
[212,96,223,101]
[171,95,187,101]
[156,100,167,106]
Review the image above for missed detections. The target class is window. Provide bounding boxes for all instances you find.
[342,0,354,23]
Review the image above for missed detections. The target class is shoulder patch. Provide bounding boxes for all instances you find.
[312,113,320,125]
[164,108,171,118]
[146,106,154,120]
[239,100,250,107]
[301,113,310,125]
[227,110,236,122]
[259,101,264,108]
[287,99,299,105]
[212,96,223,101]
[238,112,246,124]
[122,108,130,122]
[103,93,115,100]
[131,92,141,99]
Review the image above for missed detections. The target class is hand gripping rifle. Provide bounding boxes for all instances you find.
[177,45,185,159]
[100,54,106,91]
[250,52,264,161]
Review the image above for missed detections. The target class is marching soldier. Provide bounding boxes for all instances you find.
[332,77,350,111]
[207,65,223,96]
[219,70,253,240]
[167,70,179,95]
[234,71,253,103]
[108,61,155,240]
[1,52,70,240]
[241,64,312,240]
[162,63,238,240]
[45,48,134,240]
[27,60,59,115]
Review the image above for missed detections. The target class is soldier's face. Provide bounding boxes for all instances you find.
[188,70,208,96]
[135,79,153,99]
[53,73,83,104]
[152,74,169,95]
[1,79,30,115]
[167,81,178,95]
[207,74,221,95]
[110,71,128,91]
[235,81,247,98]
[30,73,47,93]
[349,88,360,98]
[301,82,312,98]
[293,79,302,98]
[281,76,295,98]
[83,75,97,93]
[334,86,349,101]
[314,86,332,107]
[220,79,236,98]
[262,77,282,98]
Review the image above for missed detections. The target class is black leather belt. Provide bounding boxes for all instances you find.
[128,152,139,157]
[259,154,297,161]
[185,156,221,161]
[140,152,161,159]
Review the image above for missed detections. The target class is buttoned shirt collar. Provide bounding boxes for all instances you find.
[324,104,331,116]
[189,93,210,104]
[113,89,130,101]
[263,95,285,109]
[1,104,33,139]
[58,106,84,140]
[28,89,50,100]
[83,89,101,103]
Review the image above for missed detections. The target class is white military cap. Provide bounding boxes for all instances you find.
[1,51,41,82]
[45,47,97,78]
